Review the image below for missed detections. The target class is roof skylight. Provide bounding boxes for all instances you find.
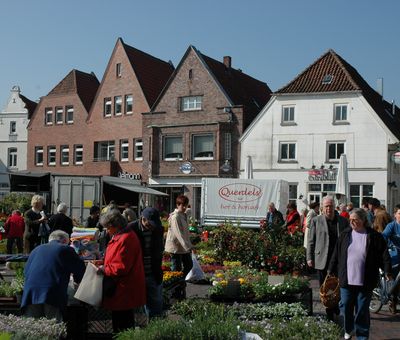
[322,74,333,84]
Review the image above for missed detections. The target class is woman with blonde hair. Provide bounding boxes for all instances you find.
[24,195,47,253]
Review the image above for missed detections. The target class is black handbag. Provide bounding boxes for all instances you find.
[103,275,117,298]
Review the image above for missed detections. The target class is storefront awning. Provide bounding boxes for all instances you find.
[9,171,51,192]
[102,176,168,196]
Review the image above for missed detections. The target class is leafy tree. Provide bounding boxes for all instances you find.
[0,193,32,214]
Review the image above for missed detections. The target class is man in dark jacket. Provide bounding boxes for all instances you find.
[21,230,85,321]
[266,202,284,226]
[128,207,164,318]
[48,202,74,236]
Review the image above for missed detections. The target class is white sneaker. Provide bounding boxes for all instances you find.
[344,333,352,339]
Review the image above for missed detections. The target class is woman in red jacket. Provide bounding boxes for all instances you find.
[98,209,146,333]
[5,210,25,254]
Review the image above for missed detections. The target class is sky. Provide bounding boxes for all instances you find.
[0,0,399,109]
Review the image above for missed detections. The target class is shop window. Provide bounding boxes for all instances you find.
[163,136,183,161]
[308,183,322,192]
[350,184,373,208]
[192,134,214,160]
[48,146,56,166]
[323,183,336,192]
[74,145,83,165]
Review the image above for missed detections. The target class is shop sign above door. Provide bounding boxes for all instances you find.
[308,168,337,181]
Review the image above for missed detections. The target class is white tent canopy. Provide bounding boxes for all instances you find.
[335,153,349,202]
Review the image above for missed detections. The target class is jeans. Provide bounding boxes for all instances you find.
[145,275,163,318]
[171,253,193,277]
[340,286,372,340]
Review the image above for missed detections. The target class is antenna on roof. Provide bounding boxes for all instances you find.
[392,100,396,116]
[377,78,383,97]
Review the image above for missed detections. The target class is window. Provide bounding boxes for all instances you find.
[308,184,322,192]
[116,63,122,77]
[334,104,348,122]
[350,184,373,208]
[289,184,298,205]
[323,184,336,192]
[192,134,214,160]
[45,108,53,125]
[47,146,56,166]
[56,107,63,124]
[94,141,115,161]
[282,106,295,124]
[327,142,344,161]
[74,145,83,165]
[35,147,43,166]
[125,95,133,114]
[61,145,69,165]
[164,136,183,160]
[66,106,74,123]
[134,139,143,161]
[189,69,193,79]
[279,142,296,161]
[10,121,16,135]
[180,96,202,111]
[224,132,232,160]
[120,139,129,161]
[7,148,17,168]
[114,96,122,115]
[322,74,334,85]
[104,98,112,117]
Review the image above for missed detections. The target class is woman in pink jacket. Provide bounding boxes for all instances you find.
[165,195,193,276]
[98,209,146,333]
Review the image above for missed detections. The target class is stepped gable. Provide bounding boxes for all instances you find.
[276,49,400,140]
[48,69,99,112]
[19,94,37,119]
[200,52,271,110]
[123,42,174,107]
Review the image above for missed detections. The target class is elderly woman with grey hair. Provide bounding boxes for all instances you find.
[96,209,145,333]
[122,208,137,223]
[48,202,73,236]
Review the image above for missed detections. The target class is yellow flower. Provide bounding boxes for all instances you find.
[216,273,224,279]
[238,278,246,285]
[220,280,228,286]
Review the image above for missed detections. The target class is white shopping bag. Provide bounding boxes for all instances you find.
[185,253,206,282]
[74,262,103,306]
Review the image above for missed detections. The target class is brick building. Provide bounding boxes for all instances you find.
[143,46,271,218]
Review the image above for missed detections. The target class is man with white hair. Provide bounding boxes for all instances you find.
[48,202,73,236]
[307,195,349,320]
[21,230,85,321]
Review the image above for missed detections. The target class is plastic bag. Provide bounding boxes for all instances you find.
[185,253,205,282]
[74,262,103,306]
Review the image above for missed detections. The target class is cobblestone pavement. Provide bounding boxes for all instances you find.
[187,275,400,340]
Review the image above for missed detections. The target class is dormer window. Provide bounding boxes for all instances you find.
[322,74,333,85]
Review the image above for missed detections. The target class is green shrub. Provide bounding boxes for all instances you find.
[0,193,32,215]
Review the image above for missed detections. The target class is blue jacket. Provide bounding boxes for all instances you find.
[21,240,85,309]
[382,221,400,249]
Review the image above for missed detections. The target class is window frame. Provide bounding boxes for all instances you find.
[326,141,345,162]
[114,96,122,116]
[35,146,44,166]
[350,184,374,208]
[288,183,298,205]
[66,106,74,124]
[134,139,143,161]
[55,106,63,125]
[7,147,17,168]
[47,146,56,166]
[279,142,297,162]
[116,63,122,78]
[74,144,83,165]
[192,134,214,160]
[104,98,112,117]
[333,104,349,124]
[180,96,203,112]
[281,105,296,125]
[45,108,53,125]
[163,136,183,161]
[120,139,129,162]
[60,145,70,166]
[94,141,115,162]
[125,95,133,114]
[9,121,16,135]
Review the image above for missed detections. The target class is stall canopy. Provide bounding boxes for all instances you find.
[102,176,168,196]
[9,171,51,192]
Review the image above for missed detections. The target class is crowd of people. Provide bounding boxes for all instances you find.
[266,196,400,340]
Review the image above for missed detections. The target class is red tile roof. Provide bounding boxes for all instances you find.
[122,41,174,107]
[276,49,400,140]
[48,69,99,112]
[200,52,271,111]
[19,94,37,119]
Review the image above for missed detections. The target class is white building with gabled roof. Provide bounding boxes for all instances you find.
[240,49,400,212]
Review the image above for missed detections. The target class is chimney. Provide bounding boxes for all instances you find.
[223,56,232,68]
[377,78,383,97]
[392,100,396,116]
